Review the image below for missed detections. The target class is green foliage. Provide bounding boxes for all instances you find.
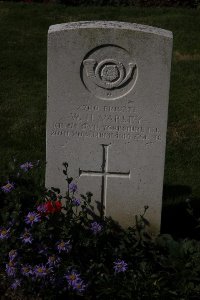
[0,162,200,299]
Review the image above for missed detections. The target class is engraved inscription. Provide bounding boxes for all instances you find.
[50,103,162,144]
[81,45,138,100]
[79,144,130,217]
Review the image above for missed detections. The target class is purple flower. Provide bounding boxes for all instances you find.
[69,183,77,193]
[33,264,51,278]
[57,240,72,253]
[21,265,33,277]
[9,250,17,261]
[25,212,41,226]
[65,271,86,294]
[10,279,21,290]
[1,181,15,193]
[20,228,33,244]
[37,203,47,214]
[0,227,10,239]
[47,255,61,267]
[6,261,17,277]
[65,270,81,285]
[20,161,33,172]
[90,221,102,235]
[113,259,128,273]
[72,198,81,206]
[71,279,87,293]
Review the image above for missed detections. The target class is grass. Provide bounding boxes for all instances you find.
[0,3,199,235]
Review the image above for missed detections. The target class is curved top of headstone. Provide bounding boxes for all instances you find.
[48,21,173,38]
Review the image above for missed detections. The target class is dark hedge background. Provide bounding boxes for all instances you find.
[4,0,200,7]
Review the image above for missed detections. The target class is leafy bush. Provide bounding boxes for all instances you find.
[1,160,200,299]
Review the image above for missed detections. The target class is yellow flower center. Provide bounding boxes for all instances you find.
[29,215,35,221]
[50,256,55,261]
[69,274,76,281]
[77,283,81,289]
[59,242,65,248]
[5,183,12,189]
[37,267,44,273]
[23,267,29,273]
[1,229,7,236]
[8,261,14,267]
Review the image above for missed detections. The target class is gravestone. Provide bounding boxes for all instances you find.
[46,21,173,233]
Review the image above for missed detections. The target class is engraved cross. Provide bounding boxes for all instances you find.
[79,144,130,217]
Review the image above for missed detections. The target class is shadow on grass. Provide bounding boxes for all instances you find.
[161,184,200,239]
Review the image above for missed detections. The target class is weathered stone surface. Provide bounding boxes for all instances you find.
[46,21,173,232]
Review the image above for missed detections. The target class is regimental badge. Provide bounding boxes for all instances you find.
[81,44,138,100]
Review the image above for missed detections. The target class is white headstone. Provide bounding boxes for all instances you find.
[46,21,173,233]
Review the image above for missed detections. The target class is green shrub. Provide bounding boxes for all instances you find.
[1,160,200,299]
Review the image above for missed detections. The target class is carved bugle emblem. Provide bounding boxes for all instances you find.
[83,58,136,90]
[81,44,138,100]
